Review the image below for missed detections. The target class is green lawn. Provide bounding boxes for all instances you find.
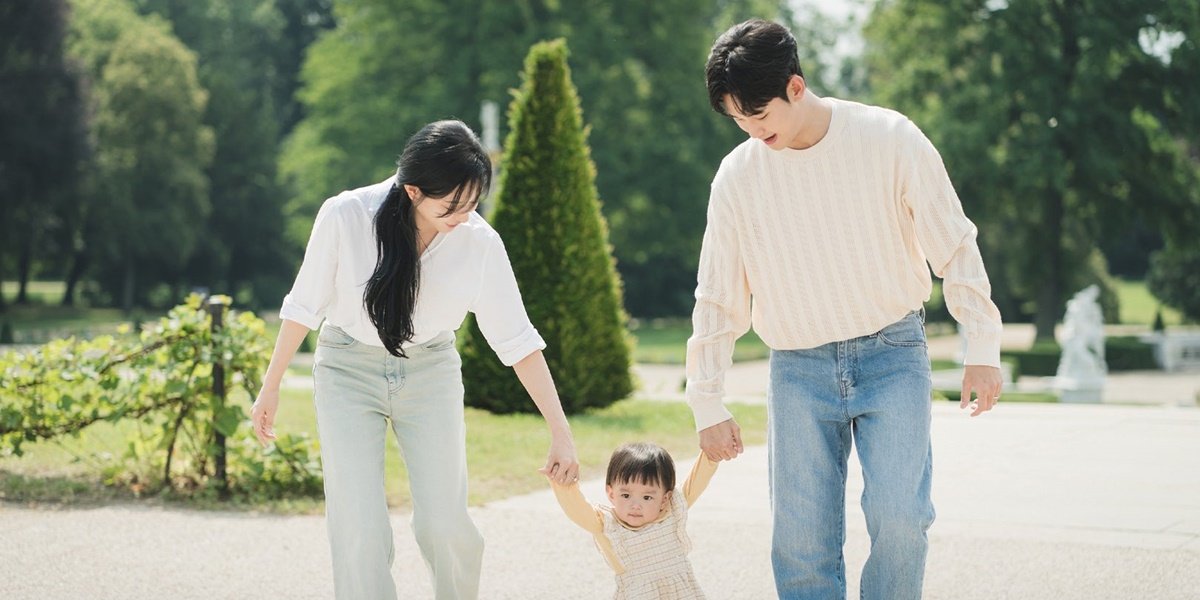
[1,280,66,303]
[632,318,769,364]
[1,390,767,512]
[1114,278,1183,326]
[272,389,768,510]
[1,281,164,344]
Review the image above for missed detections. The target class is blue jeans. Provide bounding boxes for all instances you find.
[768,310,935,600]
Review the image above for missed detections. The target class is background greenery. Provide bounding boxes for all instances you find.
[1,385,769,512]
[3,0,1196,325]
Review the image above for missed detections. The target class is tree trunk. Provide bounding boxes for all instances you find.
[1033,0,1080,344]
[122,259,136,315]
[0,252,7,312]
[1034,191,1065,342]
[15,228,35,305]
[62,249,87,307]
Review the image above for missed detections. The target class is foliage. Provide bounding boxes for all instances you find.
[65,0,215,311]
[0,0,87,309]
[1000,336,1159,376]
[460,40,634,415]
[133,0,335,309]
[0,295,321,499]
[1148,242,1200,322]
[864,0,1200,339]
[1,0,335,312]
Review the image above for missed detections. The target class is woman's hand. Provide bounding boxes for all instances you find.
[250,386,280,447]
[250,319,309,448]
[538,432,580,485]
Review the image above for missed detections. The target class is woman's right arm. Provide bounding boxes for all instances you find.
[250,319,311,446]
[253,198,342,446]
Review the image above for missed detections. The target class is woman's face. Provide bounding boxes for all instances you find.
[405,183,479,234]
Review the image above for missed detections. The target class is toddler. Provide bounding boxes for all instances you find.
[546,442,719,599]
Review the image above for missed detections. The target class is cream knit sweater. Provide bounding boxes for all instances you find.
[686,98,1003,431]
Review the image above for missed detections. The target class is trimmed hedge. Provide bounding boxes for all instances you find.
[1001,336,1159,377]
[460,39,634,414]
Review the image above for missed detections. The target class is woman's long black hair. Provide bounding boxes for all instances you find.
[364,120,492,357]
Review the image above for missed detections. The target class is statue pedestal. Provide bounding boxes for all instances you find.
[1054,376,1104,404]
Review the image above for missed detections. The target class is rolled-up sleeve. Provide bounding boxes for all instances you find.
[279,199,341,330]
[471,234,546,366]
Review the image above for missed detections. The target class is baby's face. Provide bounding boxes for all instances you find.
[606,480,671,527]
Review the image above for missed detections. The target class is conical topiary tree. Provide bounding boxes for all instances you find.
[460,38,634,415]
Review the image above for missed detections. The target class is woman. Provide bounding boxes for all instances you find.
[250,120,579,600]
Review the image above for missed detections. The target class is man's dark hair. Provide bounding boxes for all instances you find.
[705,19,804,116]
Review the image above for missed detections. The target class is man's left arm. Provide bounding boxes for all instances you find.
[901,120,1004,416]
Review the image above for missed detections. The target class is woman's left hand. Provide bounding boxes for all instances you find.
[538,433,580,485]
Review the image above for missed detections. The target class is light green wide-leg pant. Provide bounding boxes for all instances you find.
[313,324,483,600]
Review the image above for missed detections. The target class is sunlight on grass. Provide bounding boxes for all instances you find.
[632,318,769,364]
[1115,279,1181,326]
[2,386,766,513]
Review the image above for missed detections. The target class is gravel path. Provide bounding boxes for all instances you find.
[4,402,1199,599]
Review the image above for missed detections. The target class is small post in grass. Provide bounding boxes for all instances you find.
[207,295,231,498]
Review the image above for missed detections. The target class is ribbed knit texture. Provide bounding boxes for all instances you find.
[686,98,1003,431]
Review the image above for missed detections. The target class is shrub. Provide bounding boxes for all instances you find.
[460,39,634,414]
[1148,243,1200,322]
[0,295,322,500]
[1001,336,1159,376]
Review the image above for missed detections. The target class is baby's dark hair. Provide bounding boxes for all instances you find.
[605,442,676,491]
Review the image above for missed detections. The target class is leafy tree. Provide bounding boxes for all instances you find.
[1148,242,1200,322]
[66,0,214,312]
[135,0,303,308]
[864,0,1200,339]
[0,0,87,309]
[460,40,634,414]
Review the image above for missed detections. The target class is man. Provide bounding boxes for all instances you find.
[686,19,1004,600]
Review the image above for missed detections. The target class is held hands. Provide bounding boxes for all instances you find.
[961,365,1003,417]
[249,386,280,447]
[538,432,580,485]
[699,418,743,462]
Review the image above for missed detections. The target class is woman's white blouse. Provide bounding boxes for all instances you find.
[279,177,545,366]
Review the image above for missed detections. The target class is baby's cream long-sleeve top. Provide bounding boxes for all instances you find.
[549,454,719,575]
[686,98,1004,431]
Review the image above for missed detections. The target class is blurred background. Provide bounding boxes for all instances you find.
[2,0,1197,338]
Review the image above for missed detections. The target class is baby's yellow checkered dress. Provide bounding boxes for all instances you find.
[550,454,719,599]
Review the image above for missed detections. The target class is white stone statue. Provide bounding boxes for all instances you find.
[1055,284,1107,402]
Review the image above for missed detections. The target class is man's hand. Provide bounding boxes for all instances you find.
[961,365,1003,417]
[699,418,743,461]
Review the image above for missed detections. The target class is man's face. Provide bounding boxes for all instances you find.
[721,74,806,151]
[723,95,796,150]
